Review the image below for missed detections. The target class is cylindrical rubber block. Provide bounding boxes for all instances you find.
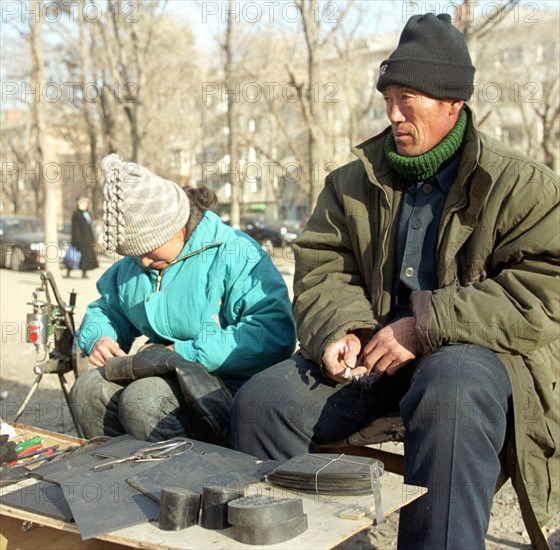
[200,484,245,530]
[228,495,304,527]
[233,514,308,545]
[158,487,201,531]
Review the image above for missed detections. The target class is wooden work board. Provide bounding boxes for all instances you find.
[0,424,427,550]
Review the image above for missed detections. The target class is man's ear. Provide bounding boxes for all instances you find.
[449,99,464,116]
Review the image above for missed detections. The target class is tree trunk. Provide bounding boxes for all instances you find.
[29,0,60,276]
[225,0,240,228]
[300,1,325,211]
[79,2,98,207]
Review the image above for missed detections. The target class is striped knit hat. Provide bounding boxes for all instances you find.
[100,154,190,256]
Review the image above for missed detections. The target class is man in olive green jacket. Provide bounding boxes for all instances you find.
[232,13,558,549]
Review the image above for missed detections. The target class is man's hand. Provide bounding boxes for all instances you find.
[322,333,368,384]
[362,316,418,376]
[89,336,127,367]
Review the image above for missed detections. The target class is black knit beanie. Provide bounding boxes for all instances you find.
[376,13,475,100]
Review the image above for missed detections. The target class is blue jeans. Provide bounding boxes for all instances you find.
[231,344,512,550]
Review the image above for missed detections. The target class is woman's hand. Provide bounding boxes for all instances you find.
[88,336,127,367]
[321,333,368,384]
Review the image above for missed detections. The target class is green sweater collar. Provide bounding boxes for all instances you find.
[384,109,467,181]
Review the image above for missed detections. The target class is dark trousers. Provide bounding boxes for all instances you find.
[231,344,512,550]
[69,368,190,441]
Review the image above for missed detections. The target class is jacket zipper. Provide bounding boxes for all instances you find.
[376,186,391,313]
[353,146,392,314]
[149,243,222,292]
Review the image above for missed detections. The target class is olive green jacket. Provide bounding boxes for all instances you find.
[293,107,559,549]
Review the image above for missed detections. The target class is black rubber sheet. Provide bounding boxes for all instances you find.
[127,450,261,503]
[60,460,160,540]
[30,435,145,483]
[266,453,384,495]
[3,434,271,541]
[0,479,73,522]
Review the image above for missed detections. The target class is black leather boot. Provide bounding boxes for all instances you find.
[105,345,233,447]
[105,344,176,381]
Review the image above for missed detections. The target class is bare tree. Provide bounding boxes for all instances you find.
[78,0,99,199]
[456,0,521,46]
[224,0,240,228]
[287,0,354,210]
[458,3,558,168]
[58,0,198,216]
[1,134,30,214]
[531,75,559,171]
[331,2,395,159]
[456,0,520,125]
[2,20,42,216]
[94,0,141,162]
[28,0,60,275]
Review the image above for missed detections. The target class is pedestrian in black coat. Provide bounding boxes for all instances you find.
[68,196,99,278]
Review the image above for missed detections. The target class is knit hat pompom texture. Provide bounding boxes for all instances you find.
[101,154,190,256]
[376,13,475,100]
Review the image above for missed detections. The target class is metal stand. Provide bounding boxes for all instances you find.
[15,271,85,438]
[14,356,84,439]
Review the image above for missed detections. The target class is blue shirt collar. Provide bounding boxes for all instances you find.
[434,153,461,193]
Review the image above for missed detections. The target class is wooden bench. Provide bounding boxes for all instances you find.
[318,413,406,475]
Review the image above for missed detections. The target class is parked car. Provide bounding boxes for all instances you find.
[240,217,303,247]
[0,215,71,271]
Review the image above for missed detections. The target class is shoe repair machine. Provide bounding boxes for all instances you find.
[14,270,85,437]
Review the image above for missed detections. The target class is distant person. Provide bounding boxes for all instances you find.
[66,196,99,278]
[70,155,296,446]
[231,13,559,550]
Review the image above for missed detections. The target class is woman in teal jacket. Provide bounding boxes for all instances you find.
[70,155,296,445]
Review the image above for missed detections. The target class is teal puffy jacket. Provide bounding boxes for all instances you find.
[78,211,296,384]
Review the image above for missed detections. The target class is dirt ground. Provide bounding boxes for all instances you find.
[0,252,558,549]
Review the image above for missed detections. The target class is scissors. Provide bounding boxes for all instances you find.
[92,438,192,471]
